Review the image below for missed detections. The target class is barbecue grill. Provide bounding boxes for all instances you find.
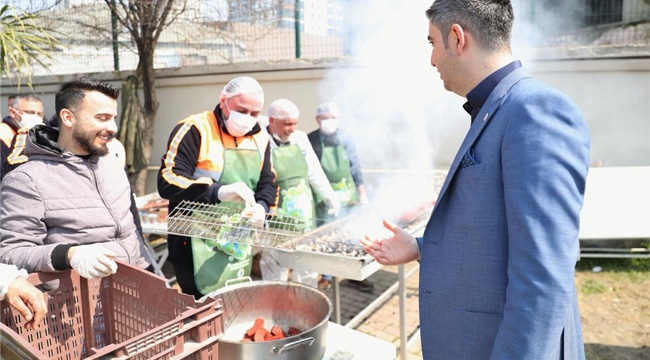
[162,201,309,249]
[158,200,433,281]
[275,208,432,280]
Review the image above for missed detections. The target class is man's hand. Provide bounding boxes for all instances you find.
[324,195,341,217]
[242,203,267,228]
[68,244,118,279]
[358,192,370,206]
[218,182,256,206]
[5,277,47,330]
[359,219,419,265]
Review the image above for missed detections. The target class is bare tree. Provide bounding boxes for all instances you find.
[104,0,187,194]
[11,0,304,194]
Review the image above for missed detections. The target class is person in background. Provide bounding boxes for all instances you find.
[3,94,17,120]
[0,263,47,330]
[1,94,44,178]
[106,135,149,262]
[260,98,340,287]
[107,137,127,169]
[308,101,373,292]
[361,1,589,359]
[0,78,151,279]
[157,76,277,299]
[308,101,369,217]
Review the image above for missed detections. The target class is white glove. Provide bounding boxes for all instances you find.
[69,244,118,279]
[358,192,370,205]
[242,203,266,228]
[324,196,341,217]
[218,182,256,207]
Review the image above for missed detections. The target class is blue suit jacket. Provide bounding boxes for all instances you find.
[418,67,589,360]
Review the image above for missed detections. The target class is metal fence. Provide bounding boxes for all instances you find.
[512,0,650,48]
[5,0,650,78]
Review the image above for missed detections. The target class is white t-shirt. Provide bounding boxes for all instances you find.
[0,263,28,300]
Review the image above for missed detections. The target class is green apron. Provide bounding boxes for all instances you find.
[191,148,261,295]
[317,140,359,221]
[272,143,316,229]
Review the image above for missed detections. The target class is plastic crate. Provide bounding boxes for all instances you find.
[0,261,223,360]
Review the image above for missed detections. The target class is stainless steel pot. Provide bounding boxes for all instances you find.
[209,280,332,360]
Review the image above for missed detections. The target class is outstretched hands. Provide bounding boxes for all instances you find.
[359,219,420,265]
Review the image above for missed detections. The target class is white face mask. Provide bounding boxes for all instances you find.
[319,118,339,135]
[224,101,257,137]
[19,113,44,129]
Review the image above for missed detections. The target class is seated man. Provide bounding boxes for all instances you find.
[0,78,151,279]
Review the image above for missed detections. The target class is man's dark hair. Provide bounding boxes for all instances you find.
[425,0,513,53]
[55,78,120,115]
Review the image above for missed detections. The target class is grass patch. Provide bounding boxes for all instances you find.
[576,256,650,283]
[581,279,607,295]
[576,257,650,272]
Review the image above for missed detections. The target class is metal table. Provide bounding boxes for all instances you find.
[274,211,429,323]
[323,321,396,360]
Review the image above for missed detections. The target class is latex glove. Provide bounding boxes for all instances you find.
[242,203,266,228]
[69,244,118,279]
[324,195,341,217]
[217,182,256,206]
[358,192,370,205]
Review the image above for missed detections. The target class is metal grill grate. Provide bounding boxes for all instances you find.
[293,205,433,257]
[159,200,309,250]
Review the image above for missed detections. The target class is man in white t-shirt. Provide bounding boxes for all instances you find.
[260,99,340,287]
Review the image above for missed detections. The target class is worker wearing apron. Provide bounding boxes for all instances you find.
[307,101,373,292]
[158,77,278,298]
[260,99,340,288]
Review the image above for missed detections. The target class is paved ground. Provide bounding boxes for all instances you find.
[322,262,424,360]
[159,249,423,360]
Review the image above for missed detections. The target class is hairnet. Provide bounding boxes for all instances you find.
[267,99,300,120]
[316,101,341,118]
[221,76,264,105]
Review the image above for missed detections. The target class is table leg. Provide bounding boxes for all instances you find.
[399,264,407,360]
[333,276,341,324]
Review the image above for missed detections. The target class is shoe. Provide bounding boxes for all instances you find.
[347,279,374,293]
[318,278,332,291]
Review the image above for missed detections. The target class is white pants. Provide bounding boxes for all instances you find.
[259,249,318,288]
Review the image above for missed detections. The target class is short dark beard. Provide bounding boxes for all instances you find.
[72,126,109,157]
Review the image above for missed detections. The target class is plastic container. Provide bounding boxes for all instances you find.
[0,261,223,360]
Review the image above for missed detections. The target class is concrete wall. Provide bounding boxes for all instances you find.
[2,57,649,194]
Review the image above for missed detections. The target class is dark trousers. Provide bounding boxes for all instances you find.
[167,234,203,299]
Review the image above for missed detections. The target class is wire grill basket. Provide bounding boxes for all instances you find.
[158,200,309,250]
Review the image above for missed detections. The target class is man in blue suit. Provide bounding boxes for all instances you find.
[361,1,590,359]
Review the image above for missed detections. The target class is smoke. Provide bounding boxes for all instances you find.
[316,0,467,219]
[510,0,595,62]
[314,0,598,224]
